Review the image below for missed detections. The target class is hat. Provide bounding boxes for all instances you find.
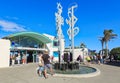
[44,51,48,54]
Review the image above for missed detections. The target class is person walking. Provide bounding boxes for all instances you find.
[42,51,54,78]
[37,52,45,77]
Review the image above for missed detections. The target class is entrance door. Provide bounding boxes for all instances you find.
[27,51,33,63]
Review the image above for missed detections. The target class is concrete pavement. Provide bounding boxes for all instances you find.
[0,62,120,83]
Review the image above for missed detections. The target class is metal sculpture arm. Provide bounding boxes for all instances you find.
[55,3,64,38]
[66,4,79,40]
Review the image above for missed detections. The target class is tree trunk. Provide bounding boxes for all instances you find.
[105,41,108,57]
[102,42,104,55]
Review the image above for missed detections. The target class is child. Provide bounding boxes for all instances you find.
[37,53,45,77]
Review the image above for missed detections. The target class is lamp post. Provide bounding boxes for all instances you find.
[66,4,79,61]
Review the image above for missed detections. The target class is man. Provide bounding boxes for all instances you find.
[42,51,54,78]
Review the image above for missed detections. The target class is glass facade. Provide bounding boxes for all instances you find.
[10,36,44,48]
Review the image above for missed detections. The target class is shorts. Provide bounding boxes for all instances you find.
[44,64,52,69]
[39,66,44,72]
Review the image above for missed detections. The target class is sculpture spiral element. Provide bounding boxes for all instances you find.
[66,4,79,61]
[66,4,79,40]
[55,3,64,38]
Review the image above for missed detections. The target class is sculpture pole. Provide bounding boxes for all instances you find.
[66,4,79,61]
[55,3,64,64]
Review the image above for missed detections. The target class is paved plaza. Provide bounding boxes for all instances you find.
[0,62,120,83]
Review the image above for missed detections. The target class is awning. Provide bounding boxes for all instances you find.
[3,31,52,44]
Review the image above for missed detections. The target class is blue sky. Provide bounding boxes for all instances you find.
[0,0,120,52]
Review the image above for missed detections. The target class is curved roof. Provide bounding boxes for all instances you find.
[3,32,52,43]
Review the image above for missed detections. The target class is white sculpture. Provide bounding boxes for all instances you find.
[66,4,79,61]
[55,3,64,38]
[55,3,64,62]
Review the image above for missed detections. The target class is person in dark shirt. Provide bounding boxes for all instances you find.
[42,51,54,78]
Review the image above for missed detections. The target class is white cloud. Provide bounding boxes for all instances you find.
[5,16,19,20]
[0,20,26,32]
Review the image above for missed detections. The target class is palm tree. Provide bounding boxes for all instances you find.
[80,42,86,49]
[99,37,105,55]
[103,29,117,57]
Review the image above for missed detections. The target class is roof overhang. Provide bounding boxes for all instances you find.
[3,32,52,44]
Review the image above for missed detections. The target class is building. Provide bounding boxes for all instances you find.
[65,48,88,61]
[1,31,88,67]
[2,31,65,63]
[43,33,65,61]
[0,39,10,68]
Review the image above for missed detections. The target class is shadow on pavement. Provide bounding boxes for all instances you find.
[105,60,120,67]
